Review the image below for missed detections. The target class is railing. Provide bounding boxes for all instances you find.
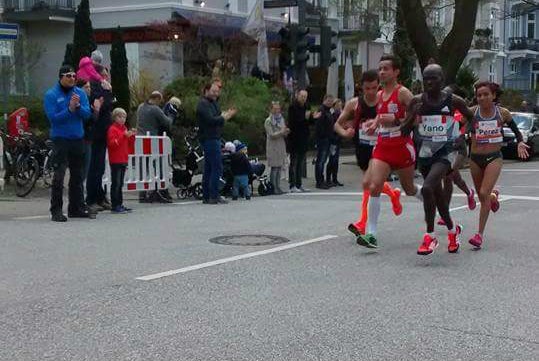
[340,13,380,36]
[3,0,75,11]
[472,35,501,51]
[504,76,530,91]
[509,37,539,51]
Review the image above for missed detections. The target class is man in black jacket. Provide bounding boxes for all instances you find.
[287,89,320,192]
[314,94,335,189]
[86,65,114,212]
[197,81,237,204]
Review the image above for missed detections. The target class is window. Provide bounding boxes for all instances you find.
[528,13,535,39]
[512,12,521,38]
[238,0,248,13]
[511,62,517,74]
[489,63,495,82]
[382,0,389,21]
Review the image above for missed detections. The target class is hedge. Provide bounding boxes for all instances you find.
[164,76,289,157]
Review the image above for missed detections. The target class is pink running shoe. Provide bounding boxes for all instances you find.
[490,190,500,213]
[467,189,477,210]
[437,218,446,226]
[469,233,483,249]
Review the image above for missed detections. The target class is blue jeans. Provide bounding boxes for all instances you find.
[326,141,341,182]
[232,175,251,198]
[202,139,223,200]
[315,139,330,185]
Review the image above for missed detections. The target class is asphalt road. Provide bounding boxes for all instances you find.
[0,156,538,360]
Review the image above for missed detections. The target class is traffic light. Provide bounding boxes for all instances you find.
[320,25,337,68]
[278,26,293,72]
[294,25,310,65]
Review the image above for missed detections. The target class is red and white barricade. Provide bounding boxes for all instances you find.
[103,133,173,192]
[0,136,5,191]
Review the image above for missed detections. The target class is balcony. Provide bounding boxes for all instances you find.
[3,0,76,22]
[339,13,380,40]
[509,37,539,52]
[471,35,501,52]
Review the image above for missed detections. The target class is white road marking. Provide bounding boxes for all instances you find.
[170,201,200,206]
[136,234,339,281]
[508,185,539,189]
[13,215,50,220]
[449,197,511,213]
[501,169,539,172]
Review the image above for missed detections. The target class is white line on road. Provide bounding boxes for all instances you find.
[449,197,511,213]
[136,234,339,281]
[13,215,49,220]
[501,169,539,172]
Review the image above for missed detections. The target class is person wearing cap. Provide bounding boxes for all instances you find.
[136,91,175,203]
[44,65,93,222]
[230,142,252,200]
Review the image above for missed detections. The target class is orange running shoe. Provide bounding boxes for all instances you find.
[417,234,439,255]
[391,188,403,216]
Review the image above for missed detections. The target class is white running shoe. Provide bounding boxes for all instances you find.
[290,186,300,193]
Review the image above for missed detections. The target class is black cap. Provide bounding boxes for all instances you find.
[59,64,75,78]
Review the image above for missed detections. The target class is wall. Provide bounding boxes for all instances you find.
[25,21,74,96]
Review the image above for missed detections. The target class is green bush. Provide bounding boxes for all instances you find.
[165,76,288,156]
[456,66,479,101]
[499,89,526,111]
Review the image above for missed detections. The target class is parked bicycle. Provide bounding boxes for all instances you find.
[13,133,54,197]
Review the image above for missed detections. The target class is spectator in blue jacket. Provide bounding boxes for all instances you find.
[44,65,93,222]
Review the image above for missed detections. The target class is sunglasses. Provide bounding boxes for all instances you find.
[62,73,76,79]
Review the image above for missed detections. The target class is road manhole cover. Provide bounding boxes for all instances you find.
[209,235,290,246]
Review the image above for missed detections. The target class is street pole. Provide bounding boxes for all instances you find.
[297,0,307,89]
[1,55,9,126]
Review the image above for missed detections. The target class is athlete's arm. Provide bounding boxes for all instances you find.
[334,98,357,139]
[500,107,529,159]
[452,95,474,124]
[398,86,414,108]
[401,96,421,136]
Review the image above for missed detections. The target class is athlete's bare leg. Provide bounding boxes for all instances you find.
[470,158,502,236]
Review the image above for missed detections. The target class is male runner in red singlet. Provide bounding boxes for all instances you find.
[334,70,402,236]
[357,54,423,248]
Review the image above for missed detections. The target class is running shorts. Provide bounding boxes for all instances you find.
[372,138,416,170]
[357,143,374,171]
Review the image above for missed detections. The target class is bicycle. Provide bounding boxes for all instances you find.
[13,133,54,197]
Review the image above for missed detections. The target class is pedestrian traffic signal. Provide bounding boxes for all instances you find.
[294,25,310,65]
[278,26,293,71]
[320,25,337,68]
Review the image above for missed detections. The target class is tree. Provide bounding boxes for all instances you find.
[399,0,481,84]
[63,43,74,67]
[72,0,96,68]
[392,4,415,88]
[110,27,131,112]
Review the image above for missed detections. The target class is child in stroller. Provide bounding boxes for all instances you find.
[172,130,204,199]
[221,140,272,197]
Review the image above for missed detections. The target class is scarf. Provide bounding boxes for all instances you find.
[271,113,283,127]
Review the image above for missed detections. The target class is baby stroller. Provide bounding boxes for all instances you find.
[172,130,204,200]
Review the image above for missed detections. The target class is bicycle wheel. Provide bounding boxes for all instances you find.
[15,156,39,197]
[42,153,54,188]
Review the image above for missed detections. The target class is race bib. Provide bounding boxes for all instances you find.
[379,125,401,138]
[419,115,449,142]
[358,129,378,145]
[476,120,502,144]
[388,102,398,114]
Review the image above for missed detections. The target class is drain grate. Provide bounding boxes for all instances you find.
[209,234,290,246]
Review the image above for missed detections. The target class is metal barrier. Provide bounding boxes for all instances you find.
[103,133,172,192]
[0,136,4,191]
